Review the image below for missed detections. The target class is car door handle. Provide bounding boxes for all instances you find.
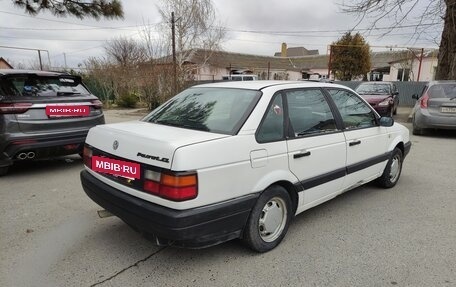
[349,140,361,146]
[293,151,311,159]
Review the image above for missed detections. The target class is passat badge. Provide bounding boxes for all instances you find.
[113,140,119,150]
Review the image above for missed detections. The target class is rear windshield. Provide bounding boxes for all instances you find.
[356,83,391,95]
[143,87,261,135]
[428,83,456,98]
[0,74,90,97]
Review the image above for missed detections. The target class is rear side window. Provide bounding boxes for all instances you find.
[144,87,261,135]
[256,95,284,142]
[0,75,89,97]
[428,83,456,98]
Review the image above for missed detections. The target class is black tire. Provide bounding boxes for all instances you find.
[243,185,292,252]
[0,166,9,176]
[376,147,403,188]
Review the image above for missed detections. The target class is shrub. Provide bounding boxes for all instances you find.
[116,93,138,108]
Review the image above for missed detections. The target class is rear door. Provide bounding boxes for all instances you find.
[2,74,103,134]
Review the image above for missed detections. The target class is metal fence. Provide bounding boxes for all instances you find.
[335,81,427,107]
[189,80,427,108]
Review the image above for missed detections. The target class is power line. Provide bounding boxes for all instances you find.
[221,22,441,35]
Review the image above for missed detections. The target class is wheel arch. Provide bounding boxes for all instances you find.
[263,180,299,215]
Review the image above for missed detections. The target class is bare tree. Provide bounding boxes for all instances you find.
[157,0,225,88]
[104,37,147,67]
[341,0,454,80]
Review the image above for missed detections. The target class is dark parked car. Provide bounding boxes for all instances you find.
[355,82,400,117]
[0,69,105,175]
[411,81,456,135]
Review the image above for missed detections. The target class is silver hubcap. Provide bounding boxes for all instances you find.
[389,154,402,183]
[258,197,287,242]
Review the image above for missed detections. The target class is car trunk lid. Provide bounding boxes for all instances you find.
[427,97,456,116]
[85,121,230,170]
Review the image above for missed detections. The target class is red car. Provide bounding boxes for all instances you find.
[355,82,400,117]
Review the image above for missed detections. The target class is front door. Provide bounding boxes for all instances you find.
[326,88,389,190]
[284,88,346,212]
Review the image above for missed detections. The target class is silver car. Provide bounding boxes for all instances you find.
[411,81,456,135]
[0,69,105,175]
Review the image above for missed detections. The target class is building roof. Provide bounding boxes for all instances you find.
[0,57,13,69]
[162,48,439,73]
[274,47,319,57]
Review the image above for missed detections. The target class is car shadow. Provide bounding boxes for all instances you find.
[6,155,83,177]
[414,129,456,139]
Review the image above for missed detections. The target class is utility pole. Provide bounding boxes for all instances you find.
[38,50,43,70]
[64,53,68,70]
[171,12,177,94]
[327,45,333,80]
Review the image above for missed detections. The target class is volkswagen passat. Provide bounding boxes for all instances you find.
[81,81,411,252]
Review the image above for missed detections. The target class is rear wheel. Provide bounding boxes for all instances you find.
[376,147,403,188]
[243,185,292,252]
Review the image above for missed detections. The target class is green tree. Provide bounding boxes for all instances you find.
[12,0,123,19]
[330,32,371,81]
[342,0,454,80]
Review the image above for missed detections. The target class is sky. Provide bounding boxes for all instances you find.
[0,0,443,70]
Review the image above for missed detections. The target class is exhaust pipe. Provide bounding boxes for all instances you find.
[97,209,114,218]
[17,153,27,160]
[16,151,36,160]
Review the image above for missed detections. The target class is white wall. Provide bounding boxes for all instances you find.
[193,64,303,81]
[389,57,437,82]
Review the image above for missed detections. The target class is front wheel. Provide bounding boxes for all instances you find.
[376,147,403,188]
[243,185,292,252]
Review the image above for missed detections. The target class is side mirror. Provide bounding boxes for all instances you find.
[412,94,419,99]
[393,91,399,96]
[379,116,394,127]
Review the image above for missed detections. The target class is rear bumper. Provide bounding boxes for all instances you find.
[0,130,90,167]
[80,170,258,248]
[414,110,456,130]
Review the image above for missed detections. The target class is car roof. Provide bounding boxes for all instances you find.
[428,80,456,85]
[193,80,349,91]
[0,69,66,76]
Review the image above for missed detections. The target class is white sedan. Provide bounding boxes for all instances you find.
[80,81,411,252]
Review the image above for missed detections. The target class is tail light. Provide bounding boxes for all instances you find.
[143,170,198,201]
[83,145,93,168]
[91,100,103,109]
[0,103,32,114]
[420,92,429,109]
